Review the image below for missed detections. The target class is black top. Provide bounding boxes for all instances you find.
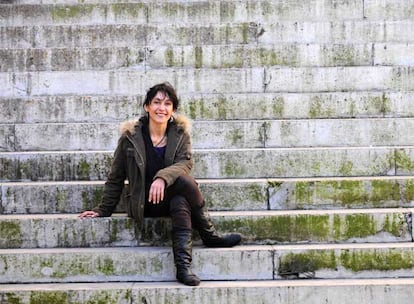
[142,124,167,199]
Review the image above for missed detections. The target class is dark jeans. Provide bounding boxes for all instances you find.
[144,175,204,231]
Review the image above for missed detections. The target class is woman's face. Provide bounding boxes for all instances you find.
[144,91,174,126]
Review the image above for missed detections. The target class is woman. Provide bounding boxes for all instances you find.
[79,82,241,286]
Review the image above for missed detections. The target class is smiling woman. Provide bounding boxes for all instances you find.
[79,82,241,286]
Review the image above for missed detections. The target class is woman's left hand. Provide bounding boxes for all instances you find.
[149,178,166,204]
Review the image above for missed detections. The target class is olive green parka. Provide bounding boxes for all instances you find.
[93,114,193,227]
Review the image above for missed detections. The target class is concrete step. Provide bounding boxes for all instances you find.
[1,146,412,181]
[1,278,414,304]
[2,243,414,283]
[2,118,414,151]
[0,1,410,30]
[2,176,414,215]
[1,21,414,49]
[1,43,413,72]
[0,1,366,27]
[0,209,412,248]
[1,92,413,123]
[1,66,414,98]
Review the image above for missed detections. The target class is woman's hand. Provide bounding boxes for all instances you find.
[79,210,100,218]
[149,178,166,204]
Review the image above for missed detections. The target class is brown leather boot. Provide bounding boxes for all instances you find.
[192,206,242,248]
[171,230,200,286]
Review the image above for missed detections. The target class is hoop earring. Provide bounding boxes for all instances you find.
[170,115,174,123]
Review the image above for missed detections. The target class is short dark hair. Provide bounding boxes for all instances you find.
[144,82,179,110]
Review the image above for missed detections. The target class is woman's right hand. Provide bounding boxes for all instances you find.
[79,210,100,218]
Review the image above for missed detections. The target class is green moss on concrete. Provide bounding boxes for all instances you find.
[165,47,174,67]
[4,293,21,304]
[309,96,333,118]
[245,184,266,202]
[294,182,312,204]
[279,251,337,274]
[369,93,391,115]
[194,46,203,69]
[339,161,353,175]
[405,180,414,201]
[216,96,228,119]
[55,189,68,212]
[227,128,243,146]
[295,180,401,208]
[216,215,330,242]
[77,160,91,179]
[0,221,22,247]
[371,180,400,203]
[51,5,93,21]
[340,249,414,272]
[30,291,68,304]
[383,213,405,237]
[110,219,119,243]
[343,214,376,239]
[98,257,115,275]
[85,291,122,304]
[223,160,246,177]
[272,96,284,118]
[396,150,414,172]
[328,45,357,66]
[111,3,145,19]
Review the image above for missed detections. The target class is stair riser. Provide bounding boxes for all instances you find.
[0,247,273,283]
[0,181,268,214]
[2,147,412,181]
[1,118,413,151]
[0,1,364,26]
[2,43,413,72]
[0,211,411,248]
[2,92,414,123]
[1,66,413,98]
[1,281,414,304]
[0,43,393,72]
[2,246,414,283]
[2,178,414,214]
[1,21,414,49]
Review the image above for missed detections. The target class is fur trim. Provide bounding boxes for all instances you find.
[119,113,191,136]
[119,119,138,135]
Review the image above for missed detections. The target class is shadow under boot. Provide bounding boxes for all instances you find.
[172,230,200,286]
[192,206,242,248]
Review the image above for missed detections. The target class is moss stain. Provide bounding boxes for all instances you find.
[51,5,93,21]
[29,291,68,304]
[0,221,22,247]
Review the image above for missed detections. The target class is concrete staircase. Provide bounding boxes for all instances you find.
[1,0,414,303]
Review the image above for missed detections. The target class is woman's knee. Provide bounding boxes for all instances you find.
[169,195,191,213]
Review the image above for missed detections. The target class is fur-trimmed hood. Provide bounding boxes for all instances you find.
[119,113,192,136]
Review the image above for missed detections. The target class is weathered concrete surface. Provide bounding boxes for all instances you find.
[1,66,413,98]
[1,92,413,123]
[2,117,412,151]
[2,243,414,284]
[0,1,365,26]
[0,245,274,283]
[0,179,268,214]
[268,176,414,210]
[1,21,414,49]
[1,209,412,248]
[1,278,414,304]
[0,147,403,181]
[2,176,414,215]
[211,209,413,244]
[1,43,413,72]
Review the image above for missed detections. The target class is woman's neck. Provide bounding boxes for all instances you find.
[148,122,167,137]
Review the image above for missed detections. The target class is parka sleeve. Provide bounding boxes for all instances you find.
[92,137,127,217]
[154,131,193,187]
